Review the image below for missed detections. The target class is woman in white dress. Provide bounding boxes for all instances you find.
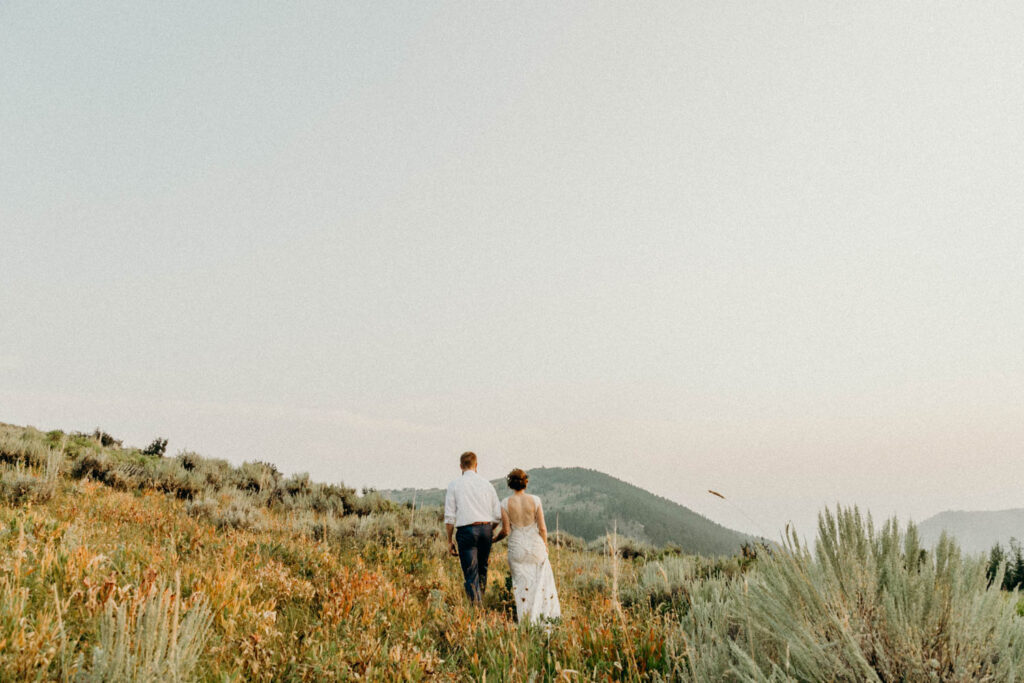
[496,469,561,625]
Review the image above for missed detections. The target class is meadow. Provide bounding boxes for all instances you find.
[1,422,1022,681]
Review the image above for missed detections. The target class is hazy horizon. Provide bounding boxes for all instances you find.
[3,2,1023,540]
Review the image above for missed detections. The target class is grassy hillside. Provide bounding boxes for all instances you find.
[918,508,1024,555]
[383,467,755,556]
[1,421,1023,681]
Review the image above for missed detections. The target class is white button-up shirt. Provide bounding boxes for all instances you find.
[444,470,502,527]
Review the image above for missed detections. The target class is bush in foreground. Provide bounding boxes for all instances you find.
[682,506,1024,681]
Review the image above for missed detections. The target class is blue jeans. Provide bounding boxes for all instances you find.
[455,524,493,603]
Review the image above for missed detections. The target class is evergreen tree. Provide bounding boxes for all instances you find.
[986,542,1005,588]
[1010,539,1024,591]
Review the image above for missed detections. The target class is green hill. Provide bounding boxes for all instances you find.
[382,466,756,556]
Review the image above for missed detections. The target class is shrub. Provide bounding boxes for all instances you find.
[63,433,100,458]
[90,428,121,448]
[710,506,1024,681]
[0,432,50,469]
[252,460,280,478]
[294,511,361,544]
[293,510,428,547]
[178,453,232,492]
[279,479,350,515]
[623,556,694,612]
[150,462,205,500]
[177,452,201,472]
[668,574,739,680]
[141,438,168,457]
[0,449,60,504]
[78,576,212,682]
[353,512,407,545]
[587,533,653,559]
[657,542,684,558]
[549,530,585,551]
[282,472,312,497]
[70,451,115,484]
[693,553,749,582]
[186,491,263,531]
[559,551,613,596]
[348,489,399,517]
[0,468,56,505]
[232,461,280,496]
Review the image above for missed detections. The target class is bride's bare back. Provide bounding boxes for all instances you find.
[506,493,539,528]
[502,492,548,544]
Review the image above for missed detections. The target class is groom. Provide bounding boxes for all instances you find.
[444,451,502,603]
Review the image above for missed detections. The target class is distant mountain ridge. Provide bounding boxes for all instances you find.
[381,467,756,556]
[917,508,1024,555]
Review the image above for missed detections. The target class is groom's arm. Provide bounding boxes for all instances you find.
[445,523,457,556]
[493,508,510,543]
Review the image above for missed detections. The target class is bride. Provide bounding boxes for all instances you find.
[495,469,561,625]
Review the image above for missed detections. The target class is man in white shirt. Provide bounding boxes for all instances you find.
[444,451,502,603]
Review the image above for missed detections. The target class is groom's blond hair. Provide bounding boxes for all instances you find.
[460,451,477,470]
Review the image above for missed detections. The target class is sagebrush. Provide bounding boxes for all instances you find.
[0,422,1020,681]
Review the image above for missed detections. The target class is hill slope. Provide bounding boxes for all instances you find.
[918,508,1024,555]
[3,421,1023,680]
[382,467,755,555]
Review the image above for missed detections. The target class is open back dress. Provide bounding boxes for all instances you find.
[502,494,561,624]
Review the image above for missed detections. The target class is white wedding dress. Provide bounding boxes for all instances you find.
[503,495,561,625]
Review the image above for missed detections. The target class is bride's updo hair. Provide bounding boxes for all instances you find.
[506,468,529,491]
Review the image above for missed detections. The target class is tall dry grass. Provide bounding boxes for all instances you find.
[0,423,1022,681]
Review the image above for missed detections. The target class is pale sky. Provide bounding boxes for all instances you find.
[2,2,1023,541]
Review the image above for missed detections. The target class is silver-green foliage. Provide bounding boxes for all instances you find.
[78,578,213,683]
[185,490,264,531]
[675,506,1024,682]
[0,429,53,469]
[0,446,61,504]
[624,556,695,611]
